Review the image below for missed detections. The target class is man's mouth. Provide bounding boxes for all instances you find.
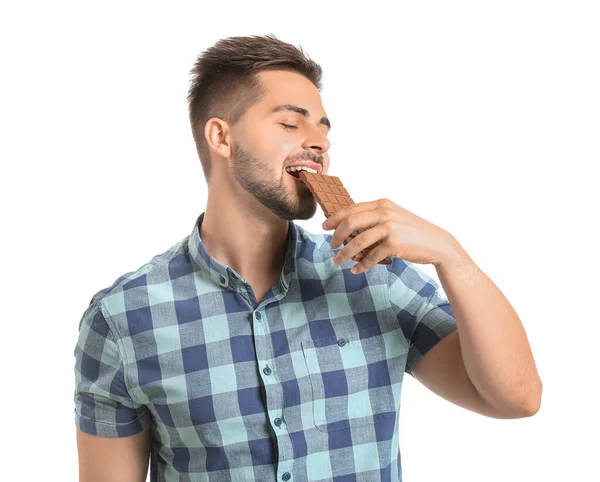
[285,165,320,179]
[286,170,305,183]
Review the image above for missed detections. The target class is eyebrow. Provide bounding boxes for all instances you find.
[271,104,331,131]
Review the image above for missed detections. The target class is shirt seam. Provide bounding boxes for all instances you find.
[385,267,411,354]
[386,263,414,341]
[387,260,440,341]
[97,298,143,409]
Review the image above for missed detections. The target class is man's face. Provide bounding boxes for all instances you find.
[228,70,331,221]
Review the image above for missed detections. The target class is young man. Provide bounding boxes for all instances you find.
[74,34,542,481]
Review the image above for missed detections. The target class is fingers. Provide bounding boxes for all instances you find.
[322,200,381,230]
[351,242,391,274]
[329,210,386,249]
[332,225,386,266]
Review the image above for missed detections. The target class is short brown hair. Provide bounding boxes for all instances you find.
[187,34,324,182]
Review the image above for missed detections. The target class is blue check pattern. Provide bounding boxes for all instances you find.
[74,211,457,481]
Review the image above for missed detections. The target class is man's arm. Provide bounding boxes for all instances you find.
[412,330,532,419]
[74,300,153,481]
[76,426,151,482]
[423,240,543,417]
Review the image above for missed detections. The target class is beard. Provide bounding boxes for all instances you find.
[230,140,318,221]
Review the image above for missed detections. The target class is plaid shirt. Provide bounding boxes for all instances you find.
[74,212,457,481]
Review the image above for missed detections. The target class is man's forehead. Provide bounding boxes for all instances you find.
[252,71,329,125]
[258,71,322,100]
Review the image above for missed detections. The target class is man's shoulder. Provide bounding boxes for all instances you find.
[297,223,394,288]
[89,235,190,312]
[295,223,329,251]
[297,224,353,260]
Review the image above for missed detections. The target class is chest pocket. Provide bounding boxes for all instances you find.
[301,326,396,432]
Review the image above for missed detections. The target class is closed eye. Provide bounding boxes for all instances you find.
[281,123,298,131]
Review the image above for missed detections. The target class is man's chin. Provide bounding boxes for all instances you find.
[289,199,319,221]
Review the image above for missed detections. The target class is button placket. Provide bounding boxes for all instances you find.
[251,307,292,479]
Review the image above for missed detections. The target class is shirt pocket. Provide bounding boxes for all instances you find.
[301,326,396,433]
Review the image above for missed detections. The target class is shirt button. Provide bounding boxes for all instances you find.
[219,275,226,285]
[263,366,272,376]
[255,311,262,321]
[337,338,347,347]
[274,417,282,427]
[282,472,291,481]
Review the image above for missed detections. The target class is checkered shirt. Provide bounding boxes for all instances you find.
[74,212,457,481]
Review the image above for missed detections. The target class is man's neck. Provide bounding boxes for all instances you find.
[200,197,289,284]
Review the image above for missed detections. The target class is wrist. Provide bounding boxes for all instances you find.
[434,232,471,271]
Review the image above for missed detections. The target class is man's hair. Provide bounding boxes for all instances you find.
[187,34,323,182]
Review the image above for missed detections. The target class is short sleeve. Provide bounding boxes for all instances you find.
[387,259,458,378]
[74,299,152,437]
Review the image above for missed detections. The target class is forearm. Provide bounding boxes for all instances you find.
[433,234,543,416]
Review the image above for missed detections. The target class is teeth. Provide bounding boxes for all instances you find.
[285,166,319,174]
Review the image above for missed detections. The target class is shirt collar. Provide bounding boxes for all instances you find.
[187,211,299,290]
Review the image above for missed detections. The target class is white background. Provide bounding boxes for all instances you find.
[1,1,598,480]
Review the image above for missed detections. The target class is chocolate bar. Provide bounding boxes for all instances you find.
[298,171,393,265]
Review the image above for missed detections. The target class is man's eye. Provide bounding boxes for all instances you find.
[281,124,298,130]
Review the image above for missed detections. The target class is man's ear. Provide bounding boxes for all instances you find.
[205,117,232,158]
